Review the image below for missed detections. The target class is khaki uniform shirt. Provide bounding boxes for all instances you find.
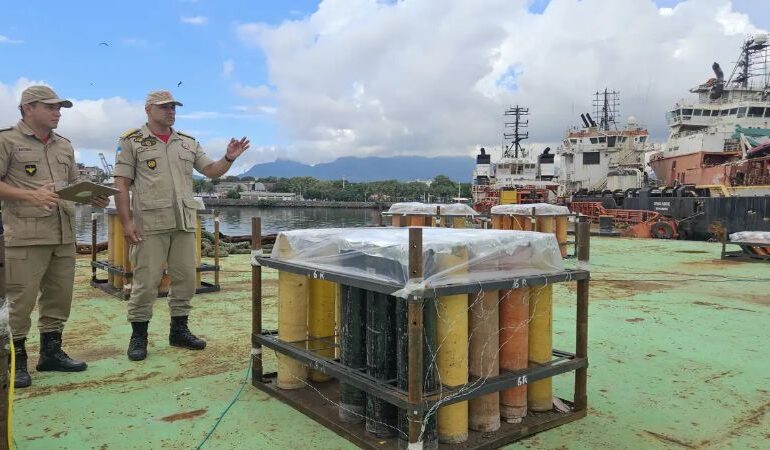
[0,120,78,247]
[113,125,214,235]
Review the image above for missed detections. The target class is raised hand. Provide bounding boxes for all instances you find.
[225,137,250,161]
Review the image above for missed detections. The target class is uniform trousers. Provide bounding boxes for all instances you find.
[5,243,76,338]
[127,230,196,322]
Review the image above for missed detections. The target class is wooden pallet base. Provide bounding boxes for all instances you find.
[253,374,586,450]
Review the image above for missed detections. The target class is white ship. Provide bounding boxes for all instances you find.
[557,90,651,195]
[471,106,558,213]
[648,34,770,192]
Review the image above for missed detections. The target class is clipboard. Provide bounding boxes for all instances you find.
[55,181,120,204]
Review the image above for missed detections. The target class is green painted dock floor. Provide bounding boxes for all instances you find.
[12,236,770,449]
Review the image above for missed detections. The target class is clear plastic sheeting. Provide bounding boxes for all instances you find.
[271,227,563,298]
[385,202,478,216]
[729,231,770,244]
[490,203,570,216]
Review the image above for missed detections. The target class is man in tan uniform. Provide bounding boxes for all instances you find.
[114,90,249,361]
[0,86,110,388]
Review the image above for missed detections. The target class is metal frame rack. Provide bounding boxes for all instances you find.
[89,213,221,299]
[721,235,770,263]
[250,217,591,449]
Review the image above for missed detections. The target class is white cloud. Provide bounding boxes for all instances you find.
[1,78,145,167]
[223,59,235,77]
[658,7,675,16]
[181,16,208,25]
[0,35,22,44]
[235,0,767,164]
[233,83,272,100]
[199,139,282,174]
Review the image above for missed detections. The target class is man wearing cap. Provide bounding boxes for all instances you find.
[114,90,249,361]
[0,85,110,388]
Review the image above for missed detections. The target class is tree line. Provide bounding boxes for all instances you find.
[193,175,471,203]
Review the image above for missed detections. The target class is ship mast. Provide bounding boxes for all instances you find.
[593,88,620,131]
[727,34,770,88]
[503,106,529,158]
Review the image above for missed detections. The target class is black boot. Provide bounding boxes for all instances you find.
[36,331,87,372]
[127,322,149,361]
[169,316,206,350]
[12,338,31,388]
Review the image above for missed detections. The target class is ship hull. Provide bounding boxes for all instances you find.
[649,151,770,187]
[574,191,770,240]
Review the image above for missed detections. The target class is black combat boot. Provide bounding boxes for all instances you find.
[169,316,206,350]
[12,338,31,388]
[36,331,87,372]
[127,321,149,361]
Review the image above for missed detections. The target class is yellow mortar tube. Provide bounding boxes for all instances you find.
[499,287,528,422]
[556,216,569,258]
[436,246,469,444]
[452,217,465,229]
[391,215,402,227]
[527,283,553,411]
[468,289,500,432]
[308,279,337,382]
[276,235,309,389]
[491,215,503,229]
[409,215,424,227]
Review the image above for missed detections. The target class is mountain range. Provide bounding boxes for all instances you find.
[239,156,475,182]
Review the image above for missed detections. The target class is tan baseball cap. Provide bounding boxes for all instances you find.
[145,90,183,107]
[19,85,73,108]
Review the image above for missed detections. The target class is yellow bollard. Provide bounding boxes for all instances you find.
[112,216,125,289]
[276,235,309,390]
[528,283,553,411]
[436,246,469,444]
[308,279,337,382]
[556,216,569,258]
[107,212,115,286]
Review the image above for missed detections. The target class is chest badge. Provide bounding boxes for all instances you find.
[141,137,157,147]
[146,159,157,170]
[25,164,37,176]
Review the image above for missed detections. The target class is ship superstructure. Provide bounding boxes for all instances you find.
[557,89,650,195]
[472,106,558,212]
[648,34,770,191]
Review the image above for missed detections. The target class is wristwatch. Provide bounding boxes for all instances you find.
[224,154,235,163]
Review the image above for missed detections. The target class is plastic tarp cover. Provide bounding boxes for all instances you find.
[729,231,770,244]
[385,202,478,216]
[490,203,570,216]
[271,227,563,298]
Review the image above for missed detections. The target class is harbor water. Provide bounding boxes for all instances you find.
[75,205,382,243]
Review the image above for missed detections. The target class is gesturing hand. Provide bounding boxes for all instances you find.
[225,137,250,162]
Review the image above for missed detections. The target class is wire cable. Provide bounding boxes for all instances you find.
[195,361,251,450]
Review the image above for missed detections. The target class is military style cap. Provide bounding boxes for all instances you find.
[19,85,73,108]
[145,90,183,107]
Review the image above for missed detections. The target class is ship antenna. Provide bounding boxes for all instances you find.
[593,88,620,131]
[726,35,770,88]
[503,105,529,158]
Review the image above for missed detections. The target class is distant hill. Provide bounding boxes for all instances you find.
[240,156,475,182]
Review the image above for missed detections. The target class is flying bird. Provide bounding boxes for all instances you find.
[177,81,183,87]
[99,42,109,46]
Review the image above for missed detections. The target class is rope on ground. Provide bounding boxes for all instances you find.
[195,362,251,450]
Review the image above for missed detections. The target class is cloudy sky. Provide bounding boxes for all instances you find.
[0,0,767,174]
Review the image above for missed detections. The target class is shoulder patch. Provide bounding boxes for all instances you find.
[121,128,142,139]
[177,131,196,140]
[54,133,71,143]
